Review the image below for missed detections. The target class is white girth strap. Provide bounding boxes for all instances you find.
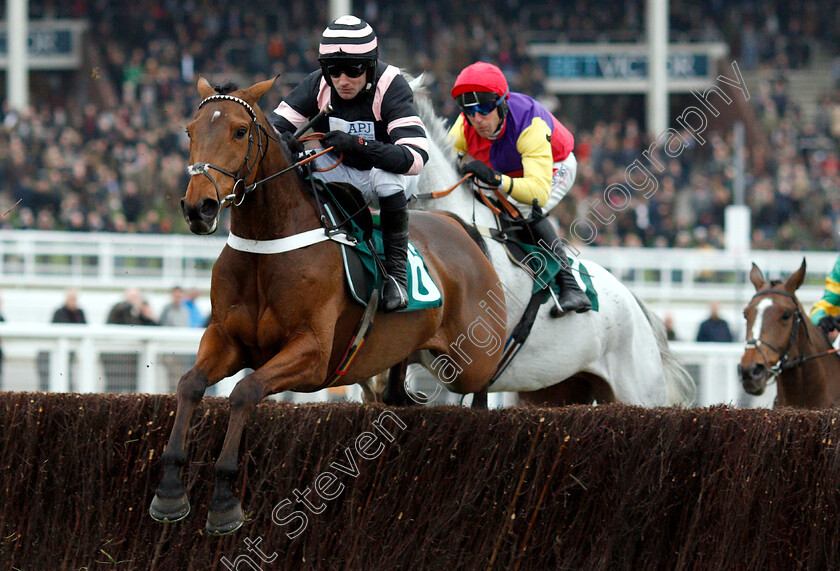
[226,228,357,254]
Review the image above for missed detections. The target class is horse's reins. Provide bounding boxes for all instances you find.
[187,95,339,210]
[745,288,839,378]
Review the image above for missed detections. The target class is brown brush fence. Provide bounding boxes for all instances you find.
[0,392,838,569]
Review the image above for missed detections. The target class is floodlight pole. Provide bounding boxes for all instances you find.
[328,0,352,21]
[646,0,668,135]
[7,0,30,111]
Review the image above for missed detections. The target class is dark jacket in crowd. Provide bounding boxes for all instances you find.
[106,302,157,326]
[696,317,733,342]
[52,306,86,324]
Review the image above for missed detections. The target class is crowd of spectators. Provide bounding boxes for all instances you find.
[1,0,839,250]
[556,78,840,251]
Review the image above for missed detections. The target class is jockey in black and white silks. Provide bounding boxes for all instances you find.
[271,15,429,313]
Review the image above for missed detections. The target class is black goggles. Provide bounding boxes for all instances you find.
[462,100,503,117]
[325,62,368,79]
[456,92,504,117]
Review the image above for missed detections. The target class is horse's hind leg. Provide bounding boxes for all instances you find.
[471,387,488,409]
[360,375,385,403]
[382,360,411,406]
[517,373,615,407]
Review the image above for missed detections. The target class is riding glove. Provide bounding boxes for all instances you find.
[817,315,838,335]
[280,131,304,156]
[462,160,502,188]
[322,130,368,155]
[321,130,413,173]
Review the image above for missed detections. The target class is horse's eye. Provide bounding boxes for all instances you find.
[184,128,191,139]
[781,311,792,320]
[235,127,248,139]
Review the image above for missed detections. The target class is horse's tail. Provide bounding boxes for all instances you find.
[631,292,696,406]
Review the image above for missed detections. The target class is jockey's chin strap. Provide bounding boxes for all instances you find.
[744,288,837,378]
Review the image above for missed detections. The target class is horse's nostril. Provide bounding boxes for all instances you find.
[739,362,768,384]
[199,199,219,218]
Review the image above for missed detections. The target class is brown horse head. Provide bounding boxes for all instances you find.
[181,76,278,234]
[738,259,807,395]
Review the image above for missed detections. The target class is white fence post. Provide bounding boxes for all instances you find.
[78,335,99,393]
[138,340,159,394]
[48,337,70,393]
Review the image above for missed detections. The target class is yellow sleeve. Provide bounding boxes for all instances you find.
[810,255,840,323]
[502,117,553,207]
[447,115,468,155]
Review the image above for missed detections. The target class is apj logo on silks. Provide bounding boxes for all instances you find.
[328,117,375,140]
[407,243,441,303]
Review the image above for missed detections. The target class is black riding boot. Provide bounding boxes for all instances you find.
[526,214,591,317]
[379,194,410,313]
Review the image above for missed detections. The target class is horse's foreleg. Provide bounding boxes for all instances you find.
[150,326,243,524]
[206,334,323,535]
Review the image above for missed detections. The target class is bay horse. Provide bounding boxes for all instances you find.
[149,77,507,534]
[739,260,840,408]
[402,81,695,407]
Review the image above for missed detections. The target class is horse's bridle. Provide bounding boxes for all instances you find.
[186,94,276,208]
[743,288,835,378]
[187,94,342,212]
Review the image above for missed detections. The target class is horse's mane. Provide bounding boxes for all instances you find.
[405,72,459,172]
[769,279,783,288]
[404,72,489,257]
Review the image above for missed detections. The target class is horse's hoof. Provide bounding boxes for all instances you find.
[205,502,244,535]
[149,493,191,523]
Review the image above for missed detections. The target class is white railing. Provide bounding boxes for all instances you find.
[580,247,834,303]
[0,230,817,408]
[0,323,368,403]
[0,230,834,303]
[0,230,224,290]
[0,323,767,408]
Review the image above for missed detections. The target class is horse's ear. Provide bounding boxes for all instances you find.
[783,258,807,293]
[749,263,767,291]
[244,77,277,103]
[197,76,215,99]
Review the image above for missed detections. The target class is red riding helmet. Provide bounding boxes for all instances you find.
[451,62,510,120]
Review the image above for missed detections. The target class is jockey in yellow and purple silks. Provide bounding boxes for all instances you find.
[810,255,840,335]
[448,61,590,316]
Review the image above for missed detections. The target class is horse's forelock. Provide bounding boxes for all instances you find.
[214,82,239,95]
